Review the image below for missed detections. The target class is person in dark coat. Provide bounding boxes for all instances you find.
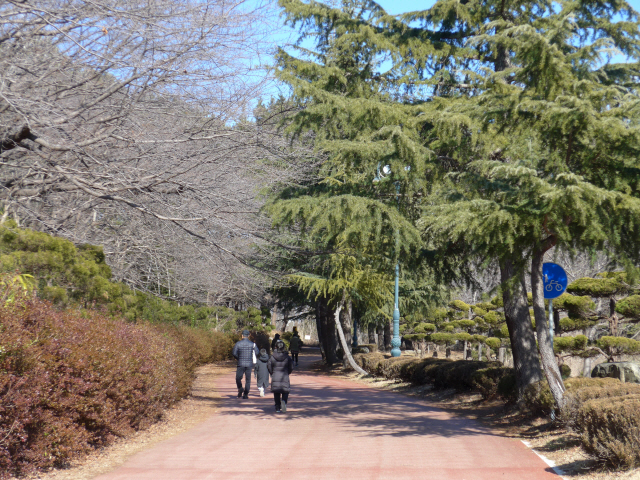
[270,333,281,351]
[289,331,302,366]
[254,348,270,397]
[267,339,293,413]
[231,330,259,399]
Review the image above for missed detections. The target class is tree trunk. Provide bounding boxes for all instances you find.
[553,309,561,334]
[498,346,505,364]
[383,321,391,352]
[609,297,619,337]
[318,296,340,364]
[478,343,483,362]
[463,340,468,360]
[334,302,367,375]
[314,301,326,362]
[500,257,543,397]
[368,323,376,344]
[376,324,384,351]
[340,299,353,368]
[531,246,566,411]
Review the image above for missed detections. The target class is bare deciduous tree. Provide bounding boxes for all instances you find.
[0,0,315,304]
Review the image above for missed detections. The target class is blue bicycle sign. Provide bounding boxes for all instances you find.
[543,263,568,299]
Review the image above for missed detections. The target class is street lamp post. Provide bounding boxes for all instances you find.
[374,164,402,358]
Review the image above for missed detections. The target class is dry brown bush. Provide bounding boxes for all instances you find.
[0,297,234,478]
[576,395,640,469]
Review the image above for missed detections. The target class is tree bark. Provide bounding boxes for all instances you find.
[376,324,385,351]
[368,323,376,344]
[314,301,326,362]
[477,343,483,362]
[340,299,353,368]
[531,246,566,411]
[383,321,391,352]
[335,302,367,375]
[500,258,543,397]
[318,296,340,364]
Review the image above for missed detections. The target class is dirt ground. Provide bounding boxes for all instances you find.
[19,362,234,480]
[319,360,640,480]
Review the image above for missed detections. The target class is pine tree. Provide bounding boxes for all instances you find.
[267,0,460,364]
[416,0,640,407]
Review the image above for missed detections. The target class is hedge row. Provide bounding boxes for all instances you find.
[352,353,516,399]
[524,378,640,469]
[0,297,236,478]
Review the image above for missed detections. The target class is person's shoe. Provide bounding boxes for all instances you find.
[282,402,287,412]
[242,394,248,399]
[259,387,264,397]
[276,409,282,413]
[237,390,243,398]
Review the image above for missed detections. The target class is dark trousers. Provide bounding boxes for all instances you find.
[236,366,251,394]
[291,351,299,363]
[274,392,289,409]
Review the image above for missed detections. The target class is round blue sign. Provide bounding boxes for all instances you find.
[543,263,568,299]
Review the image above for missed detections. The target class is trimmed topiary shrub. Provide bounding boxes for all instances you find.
[552,293,596,319]
[616,295,640,318]
[566,277,624,297]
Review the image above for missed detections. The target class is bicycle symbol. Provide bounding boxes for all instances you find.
[545,280,564,292]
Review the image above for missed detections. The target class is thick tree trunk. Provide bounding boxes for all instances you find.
[531,247,566,411]
[383,321,391,352]
[500,258,543,397]
[318,296,340,364]
[334,302,367,375]
[477,343,483,362]
[340,299,353,368]
[376,324,385,351]
[463,340,469,360]
[314,301,326,362]
[368,323,376,344]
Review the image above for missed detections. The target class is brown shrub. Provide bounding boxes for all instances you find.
[0,298,234,478]
[576,395,640,468]
[353,352,385,374]
[378,357,421,380]
[353,353,513,395]
[472,367,515,399]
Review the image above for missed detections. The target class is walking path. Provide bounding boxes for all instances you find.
[95,351,560,480]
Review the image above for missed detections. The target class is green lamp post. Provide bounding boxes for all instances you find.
[373,164,402,357]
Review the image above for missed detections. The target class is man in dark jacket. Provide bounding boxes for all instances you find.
[289,332,302,366]
[267,340,294,413]
[232,330,259,399]
[270,333,281,351]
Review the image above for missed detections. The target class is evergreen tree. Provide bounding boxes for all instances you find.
[416,0,640,407]
[267,0,457,364]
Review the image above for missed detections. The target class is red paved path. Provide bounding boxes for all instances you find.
[96,351,560,480]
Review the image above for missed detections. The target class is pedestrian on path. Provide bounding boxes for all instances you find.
[270,333,281,351]
[289,330,302,366]
[232,330,259,399]
[254,348,270,397]
[267,339,293,413]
